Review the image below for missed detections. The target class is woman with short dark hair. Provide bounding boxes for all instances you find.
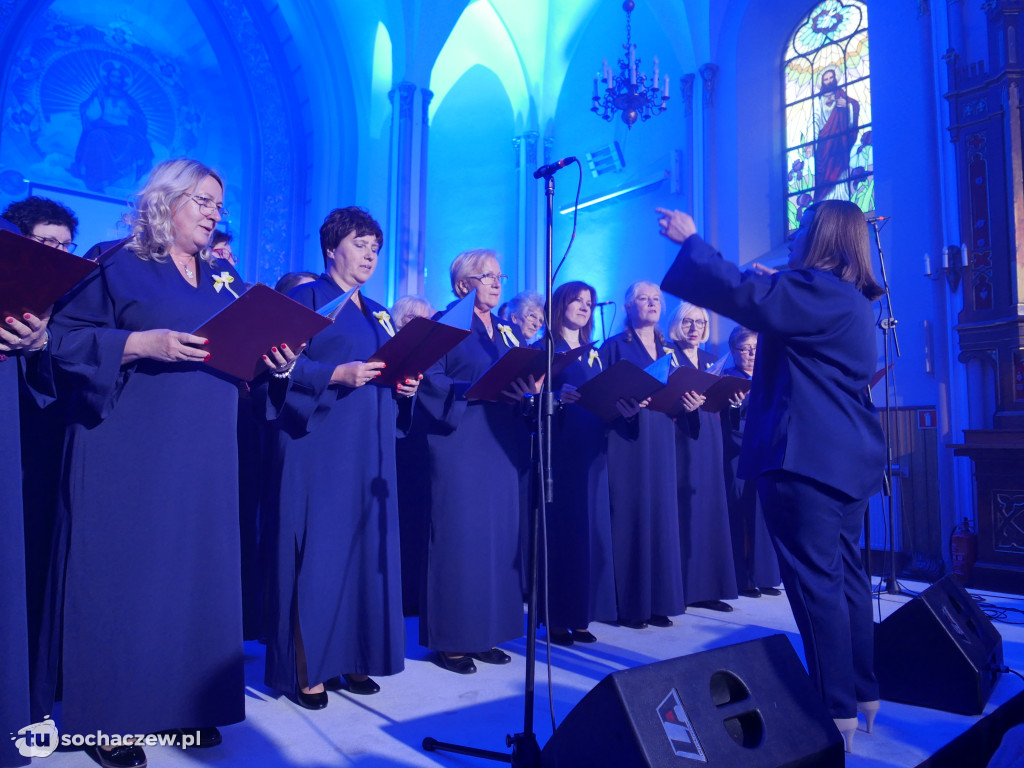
[721,326,781,599]
[658,199,885,751]
[263,206,416,708]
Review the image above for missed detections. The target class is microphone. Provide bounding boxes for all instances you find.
[866,215,891,224]
[593,301,614,307]
[533,156,577,179]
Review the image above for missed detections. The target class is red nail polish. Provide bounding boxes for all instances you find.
[272,347,278,354]
[380,362,387,367]
[263,355,269,361]
[23,313,32,320]
[205,353,211,361]
[4,318,13,324]
[281,343,289,350]
[204,339,210,345]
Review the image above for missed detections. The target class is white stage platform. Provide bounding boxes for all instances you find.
[38,580,1024,767]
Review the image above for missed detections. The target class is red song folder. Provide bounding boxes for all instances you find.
[647,366,752,415]
[463,343,590,402]
[0,229,99,318]
[192,283,332,382]
[574,359,668,422]
[370,315,472,387]
[699,374,752,413]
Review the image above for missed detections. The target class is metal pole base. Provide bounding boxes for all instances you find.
[422,732,541,767]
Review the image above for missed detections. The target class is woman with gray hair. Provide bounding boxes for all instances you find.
[600,280,686,629]
[41,158,290,768]
[391,294,434,330]
[414,248,533,674]
[508,289,544,344]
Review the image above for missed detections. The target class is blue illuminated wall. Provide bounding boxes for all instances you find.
[0,0,997,536]
[0,0,310,285]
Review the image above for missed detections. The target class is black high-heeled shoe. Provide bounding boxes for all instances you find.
[337,674,380,695]
[295,688,328,710]
[436,652,477,674]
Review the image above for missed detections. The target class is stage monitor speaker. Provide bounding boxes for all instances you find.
[875,574,1002,715]
[541,634,843,768]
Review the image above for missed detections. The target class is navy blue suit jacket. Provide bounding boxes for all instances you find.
[661,235,885,500]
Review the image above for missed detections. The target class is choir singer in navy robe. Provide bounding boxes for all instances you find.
[657,200,885,752]
[262,207,417,708]
[415,249,534,674]
[541,281,617,645]
[601,281,686,629]
[43,159,287,768]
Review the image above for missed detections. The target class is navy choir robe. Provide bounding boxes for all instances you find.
[44,243,245,735]
[600,332,686,622]
[0,215,28,768]
[543,340,617,628]
[262,277,404,691]
[721,365,780,591]
[3,351,53,767]
[672,345,738,605]
[415,307,523,652]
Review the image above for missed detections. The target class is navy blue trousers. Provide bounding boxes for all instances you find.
[756,471,878,719]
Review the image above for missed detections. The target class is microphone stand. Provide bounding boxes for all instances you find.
[421,177,558,768]
[871,218,902,596]
[596,304,609,344]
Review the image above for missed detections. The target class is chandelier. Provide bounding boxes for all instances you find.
[591,1,669,128]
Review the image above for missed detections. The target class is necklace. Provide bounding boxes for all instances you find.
[175,257,195,280]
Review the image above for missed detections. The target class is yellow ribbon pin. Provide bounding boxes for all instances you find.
[212,272,240,299]
[588,348,602,369]
[497,323,519,348]
[663,346,679,367]
[373,310,396,337]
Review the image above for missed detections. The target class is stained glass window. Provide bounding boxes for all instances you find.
[784,0,872,232]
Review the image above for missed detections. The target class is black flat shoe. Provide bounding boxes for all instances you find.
[295,689,328,710]
[341,674,380,695]
[760,587,783,596]
[739,588,762,598]
[95,745,147,768]
[648,614,673,627]
[619,618,648,629]
[471,647,512,665]
[690,600,734,613]
[571,629,598,643]
[548,628,574,646]
[437,652,477,674]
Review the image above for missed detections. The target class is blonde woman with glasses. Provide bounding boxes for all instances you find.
[414,249,536,674]
[40,159,290,768]
[668,302,738,614]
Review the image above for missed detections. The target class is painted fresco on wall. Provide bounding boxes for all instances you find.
[0,4,216,211]
[783,0,872,232]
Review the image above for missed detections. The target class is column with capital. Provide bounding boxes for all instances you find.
[698,63,719,238]
[512,130,546,296]
[386,82,433,302]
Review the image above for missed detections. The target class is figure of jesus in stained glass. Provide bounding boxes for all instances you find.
[784,0,873,232]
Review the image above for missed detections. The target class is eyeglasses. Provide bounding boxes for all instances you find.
[522,312,544,324]
[734,345,757,355]
[30,234,77,253]
[680,318,707,329]
[212,247,234,260]
[188,194,229,217]
[468,272,508,286]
